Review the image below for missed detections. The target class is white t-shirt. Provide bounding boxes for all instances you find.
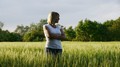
[43,24,62,49]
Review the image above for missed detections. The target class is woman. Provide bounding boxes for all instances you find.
[43,11,66,57]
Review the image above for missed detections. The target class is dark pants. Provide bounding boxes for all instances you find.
[45,48,62,57]
[45,48,62,65]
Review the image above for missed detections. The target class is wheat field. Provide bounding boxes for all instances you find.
[0,42,120,67]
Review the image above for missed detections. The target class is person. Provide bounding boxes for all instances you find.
[43,11,66,57]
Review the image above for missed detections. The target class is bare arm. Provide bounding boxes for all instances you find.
[43,25,61,39]
[43,25,66,40]
[59,28,66,40]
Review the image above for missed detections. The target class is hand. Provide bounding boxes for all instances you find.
[54,34,61,38]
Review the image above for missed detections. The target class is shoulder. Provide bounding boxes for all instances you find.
[43,24,48,27]
[56,24,62,29]
[43,24,49,28]
[43,24,50,30]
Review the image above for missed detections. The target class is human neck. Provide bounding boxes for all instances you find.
[50,23,56,28]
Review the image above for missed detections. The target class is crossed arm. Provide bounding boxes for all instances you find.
[43,25,66,40]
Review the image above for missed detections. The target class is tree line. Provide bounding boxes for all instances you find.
[0,17,120,42]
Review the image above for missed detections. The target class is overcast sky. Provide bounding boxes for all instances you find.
[0,0,120,32]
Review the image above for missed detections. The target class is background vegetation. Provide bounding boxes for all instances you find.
[0,17,120,41]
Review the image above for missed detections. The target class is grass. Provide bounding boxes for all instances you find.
[0,41,120,67]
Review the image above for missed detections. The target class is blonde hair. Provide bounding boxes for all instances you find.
[47,11,59,24]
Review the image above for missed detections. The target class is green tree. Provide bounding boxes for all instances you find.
[103,17,120,41]
[75,19,108,41]
[23,19,47,41]
[65,26,76,41]
[75,20,84,41]
[0,21,4,29]
[0,29,22,42]
[103,20,114,41]
[14,25,29,36]
[110,17,120,40]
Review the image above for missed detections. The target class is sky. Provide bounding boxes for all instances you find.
[0,0,120,32]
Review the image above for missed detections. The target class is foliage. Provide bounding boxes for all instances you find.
[23,19,47,41]
[74,20,84,41]
[14,25,29,36]
[0,21,4,29]
[0,22,22,42]
[0,29,22,41]
[1,17,120,41]
[110,17,120,40]
[75,19,108,41]
[103,17,120,41]
[64,26,76,41]
[0,42,120,67]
